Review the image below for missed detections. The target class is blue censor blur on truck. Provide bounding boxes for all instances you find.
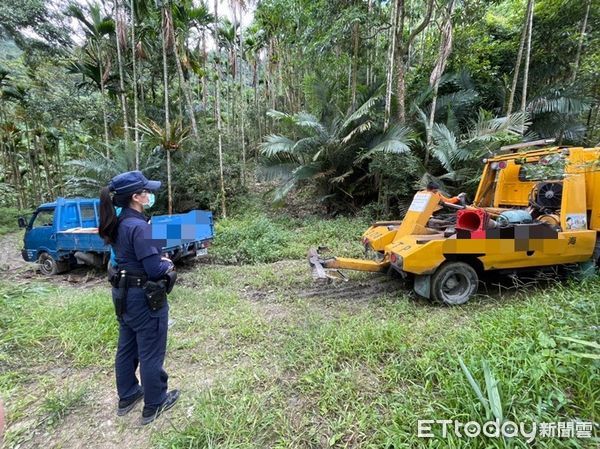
[18,197,214,275]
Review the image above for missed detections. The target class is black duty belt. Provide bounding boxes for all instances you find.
[111,271,149,318]
[108,270,147,288]
[120,275,148,288]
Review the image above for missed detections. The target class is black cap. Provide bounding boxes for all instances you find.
[109,171,161,195]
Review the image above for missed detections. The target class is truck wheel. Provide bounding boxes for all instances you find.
[431,261,478,305]
[38,253,68,276]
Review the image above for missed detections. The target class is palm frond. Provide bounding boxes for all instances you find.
[528,93,590,115]
[294,112,328,138]
[438,167,476,182]
[257,162,299,182]
[340,95,382,131]
[433,90,479,115]
[341,120,374,144]
[266,109,296,127]
[358,124,414,161]
[467,111,529,141]
[292,136,323,155]
[260,134,296,157]
[329,169,354,184]
[273,177,297,204]
[293,163,322,181]
[431,123,459,171]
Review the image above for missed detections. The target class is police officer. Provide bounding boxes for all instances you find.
[98,171,179,425]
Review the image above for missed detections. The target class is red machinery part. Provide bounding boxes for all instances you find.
[456,208,489,231]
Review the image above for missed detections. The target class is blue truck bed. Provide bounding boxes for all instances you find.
[20,197,214,275]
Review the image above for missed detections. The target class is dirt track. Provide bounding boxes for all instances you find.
[0,232,106,288]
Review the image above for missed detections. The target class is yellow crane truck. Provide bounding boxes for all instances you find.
[309,140,600,305]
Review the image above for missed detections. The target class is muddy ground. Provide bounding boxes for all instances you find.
[0,232,107,288]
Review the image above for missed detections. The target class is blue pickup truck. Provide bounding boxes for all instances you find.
[19,197,214,275]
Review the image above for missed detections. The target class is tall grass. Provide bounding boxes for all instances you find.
[0,282,117,370]
[211,214,369,264]
[155,280,599,448]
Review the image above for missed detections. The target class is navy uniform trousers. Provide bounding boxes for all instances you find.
[114,286,169,408]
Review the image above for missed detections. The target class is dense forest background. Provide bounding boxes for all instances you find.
[0,0,598,219]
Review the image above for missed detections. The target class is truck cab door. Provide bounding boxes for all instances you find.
[25,208,57,259]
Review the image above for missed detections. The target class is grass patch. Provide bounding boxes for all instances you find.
[211,213,368,264]
[155,279,599,449]
[40,383,89,428]
[0,282,117,373]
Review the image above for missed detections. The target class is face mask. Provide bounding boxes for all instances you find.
[143,193,156,210]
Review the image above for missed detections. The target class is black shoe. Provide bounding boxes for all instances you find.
[141,390,180,425]
[117,389,144,416]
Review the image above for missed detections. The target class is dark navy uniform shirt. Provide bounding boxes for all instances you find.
[113,207,171,280]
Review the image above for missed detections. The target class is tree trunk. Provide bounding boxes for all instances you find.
[114,0,129,144]
[253,57,260,141]
[506,0,533,117]
[520,0,534,120]
[161,6,172,214]
[395,0,435,124]
[36,135,53,198]
[425,0,455,166]
[140,73,145,114]
[173,34,199,138]
[131,0,140,169]
[97,42,110,153]
[177,73,183,120]
[166,149,172,214]
[384,0,399,130]
[24,123,41,204]
[366,0,373,87]
[571,0,591,83]
[350,20,360,112]
[214,0,227,218]
[201,29,207,112]
[10,142,24,209]
[277,39,284,111]
[237,4,246,187]
[24,142,36,206]
[270,41,276,121]
[394,0,406,124]
[55,140,64,197]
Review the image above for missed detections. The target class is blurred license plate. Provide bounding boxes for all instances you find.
[196,248,208,256]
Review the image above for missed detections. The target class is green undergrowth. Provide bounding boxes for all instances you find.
[154,279,599,449]
[211,212,369,264]
[1,240,598,448]
[0,281,117,445]
[0,207,30,236]
[0,282,117,373]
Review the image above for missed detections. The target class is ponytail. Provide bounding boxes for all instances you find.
[99,186,118,244]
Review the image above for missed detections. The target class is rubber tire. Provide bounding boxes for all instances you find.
[431,261,478,305]
[38,252,68,276]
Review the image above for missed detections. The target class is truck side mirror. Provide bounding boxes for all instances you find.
[18,217,27,228]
